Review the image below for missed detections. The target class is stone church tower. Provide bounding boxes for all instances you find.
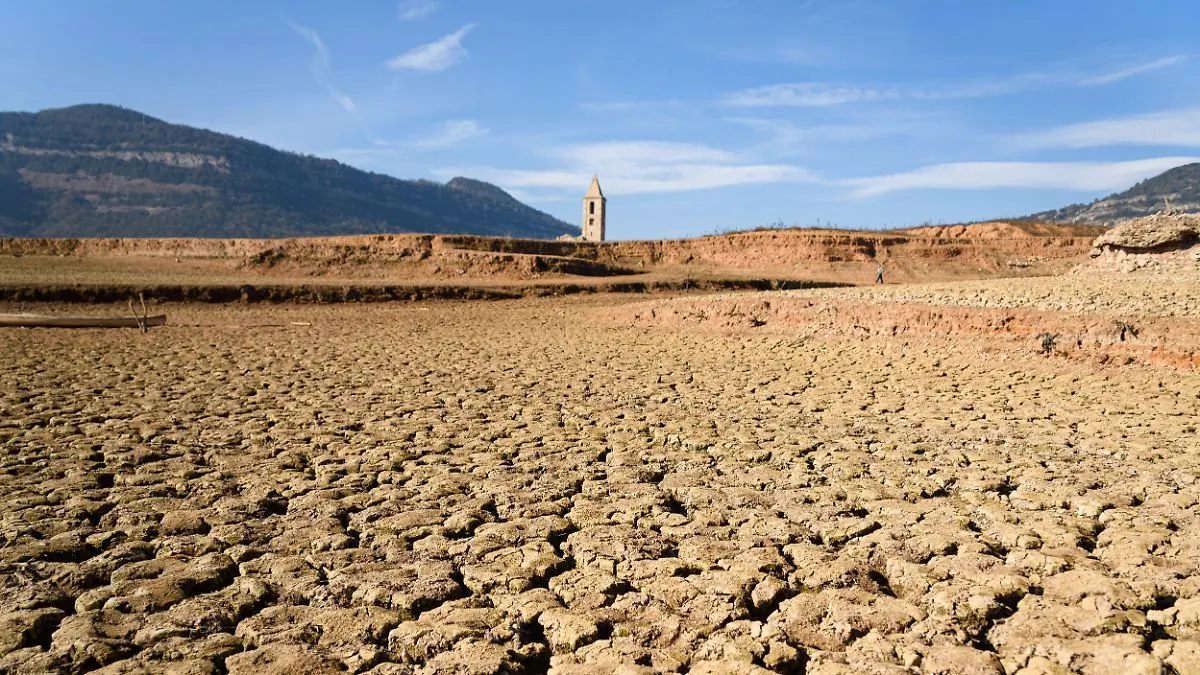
[582,175,606,241]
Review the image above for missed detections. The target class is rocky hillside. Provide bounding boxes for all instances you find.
[1030,162,1200,224]
[0,104,576,239]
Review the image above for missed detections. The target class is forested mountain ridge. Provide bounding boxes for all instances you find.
[1028,163,1200,224]
[0,104,576,239]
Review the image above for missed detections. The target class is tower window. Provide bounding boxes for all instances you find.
[589,202,595,215]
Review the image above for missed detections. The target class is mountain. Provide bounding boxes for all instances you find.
[0,104,577,239]
[1029,163,1200,224]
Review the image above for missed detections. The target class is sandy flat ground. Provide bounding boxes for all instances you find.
[795,273,1200,319]
[1,279,1199,674]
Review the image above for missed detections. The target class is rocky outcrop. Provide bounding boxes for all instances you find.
[1092,213,1200,254]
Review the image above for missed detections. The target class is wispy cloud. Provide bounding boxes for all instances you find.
[398,0,440,21]
[443,164,814,195]
[437,140,817,195]
[506,189,569,204]
[1018,108,1200,149]
[722,74,1053,107]
[717,44,828,67]
[386,24,475,72]
[1080,55,1189,86]
[725,116,933,152]
[726,118,809,151]
[724,83,890,107]
[580,100,689,114]
[562,141,737,166]
[411,119,489,148]
[326,119,488,169]
[577,99,706,134]
[723,56,1188,108]
[776,47,821,66]
[846,157,1200,197]
[288,22,357,113]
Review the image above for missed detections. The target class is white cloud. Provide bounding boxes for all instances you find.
[846,157,1200,198]
[289,23,357,112]
[386,24,475,72]
[553,141,737,166]
[398,0,440,21]
[723,83,893,107]
[1018,108,1200,148]
[726,118,809,149]
[436,139,817,195]
[411,119,488,148]
[580,100,688,114]
[721,75,1051,108]
[725,114,947,157]
[506,189,569,204]
[443,165,814,196]
[1080,55,1189,86]
[723,56,1188,108]
[776,47,821,66]
[717,44,827,67]
[726,117,896,149]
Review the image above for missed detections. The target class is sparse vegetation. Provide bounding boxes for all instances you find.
[1037,332,1058,354]
[705,219,854,237]
[1115,320,1139,341]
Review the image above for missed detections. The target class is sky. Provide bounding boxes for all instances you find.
[2,0,1200,239]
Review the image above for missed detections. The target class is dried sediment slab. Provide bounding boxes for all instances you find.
[1092,213,1200,253]
[1,293,1199,674]
[795,270,1200,318]
[616,272,1200,368]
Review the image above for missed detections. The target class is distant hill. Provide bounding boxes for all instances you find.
[1029,163,1200,224]
[0,104,577,239]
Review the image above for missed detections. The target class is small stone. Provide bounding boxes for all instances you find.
[538,609,603,653]
[750,577,789,612]
[762,640,802,671]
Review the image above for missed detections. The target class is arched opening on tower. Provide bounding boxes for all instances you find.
[589,202,595,215]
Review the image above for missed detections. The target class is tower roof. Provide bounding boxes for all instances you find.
[585,175,604,199]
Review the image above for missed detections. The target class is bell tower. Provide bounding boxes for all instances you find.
[582,175,606,241]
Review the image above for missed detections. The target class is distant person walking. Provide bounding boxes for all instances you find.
[875,262,885,284]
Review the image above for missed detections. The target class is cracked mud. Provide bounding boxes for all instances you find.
[1,288,1198,674]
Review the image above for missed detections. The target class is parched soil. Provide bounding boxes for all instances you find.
[2,274,1199,673]
[617,272,1200,369]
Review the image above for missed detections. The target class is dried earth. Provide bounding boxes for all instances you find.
[2,268,1199,674]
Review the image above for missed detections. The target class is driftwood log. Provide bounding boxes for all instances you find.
[0,313,168,328]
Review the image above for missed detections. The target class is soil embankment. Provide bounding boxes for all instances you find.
[0,222,1100,301]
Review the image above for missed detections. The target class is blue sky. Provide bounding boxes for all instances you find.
[2,1,1200,238]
